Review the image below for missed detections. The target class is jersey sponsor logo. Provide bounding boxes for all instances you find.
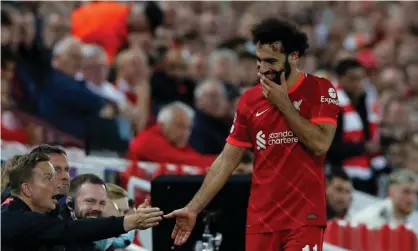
[255,109,269,117]
[320,96,340,106]
[321,88,340,106]
[256,130,298,150]
[293,99,303,111]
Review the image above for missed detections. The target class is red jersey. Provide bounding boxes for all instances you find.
[226,73,340,233]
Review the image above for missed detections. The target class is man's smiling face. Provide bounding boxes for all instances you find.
[256,42,291,85]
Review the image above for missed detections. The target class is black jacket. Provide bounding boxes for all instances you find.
[327,93,370,165]
[189,109,231,155]
[1,197,126,251]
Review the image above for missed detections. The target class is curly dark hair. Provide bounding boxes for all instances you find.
[251,18,309,57]
[334,58,363,77]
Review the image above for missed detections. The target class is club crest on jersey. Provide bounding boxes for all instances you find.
[293,99,303,111]
[256,131,267,150]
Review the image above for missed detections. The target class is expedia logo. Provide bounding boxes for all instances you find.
[320,96,340,106]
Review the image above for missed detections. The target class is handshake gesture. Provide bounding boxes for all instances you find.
[123,199,163,231]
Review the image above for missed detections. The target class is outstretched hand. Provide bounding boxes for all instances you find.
[259,72,292,110]
[123,199,163,231]
[164,207,197,246]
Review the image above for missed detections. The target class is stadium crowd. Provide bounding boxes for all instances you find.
[1,1,418,250]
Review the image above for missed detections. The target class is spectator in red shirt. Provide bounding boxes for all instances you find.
[129,101,216,169]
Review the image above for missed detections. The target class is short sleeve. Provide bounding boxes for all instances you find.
[226,97,252,148]
[310,78,340,126]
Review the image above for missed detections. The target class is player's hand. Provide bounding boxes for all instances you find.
[259,72,292,110]
[123,200,163,231]
[164,207,197,246]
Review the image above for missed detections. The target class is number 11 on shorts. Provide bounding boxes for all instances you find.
[302,244,318,251]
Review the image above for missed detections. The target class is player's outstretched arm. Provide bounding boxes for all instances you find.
[186,142,246,213]
[164,143,246,246]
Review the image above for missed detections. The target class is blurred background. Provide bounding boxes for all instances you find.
[1,1,418,251]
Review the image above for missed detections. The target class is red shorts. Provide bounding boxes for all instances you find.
[246,226,325,251]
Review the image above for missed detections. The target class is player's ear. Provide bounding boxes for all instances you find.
[288,52,299,64]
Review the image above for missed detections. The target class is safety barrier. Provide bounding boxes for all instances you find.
[325,220,418,251]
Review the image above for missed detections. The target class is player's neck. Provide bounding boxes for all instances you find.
[286,69,302,90]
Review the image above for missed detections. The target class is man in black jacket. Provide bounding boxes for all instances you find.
[2,145,70,205]
[1,152,163,251]
[327,58,387,195]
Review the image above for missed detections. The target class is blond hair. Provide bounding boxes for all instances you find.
[1,155,23,193]
[106,183,128,200]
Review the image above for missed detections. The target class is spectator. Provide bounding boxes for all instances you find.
[326,167,353,220]
[189,79,230,155]
[81,44,126,103]
[386,142,404,170]
[106,183,131,216]
[129,101,216,169]
[328,58,387,195]
[105,183,136,249]
[206,48,242,122]
[151,48,197,113]
[404,133,418,174]
[351,169,418,229]
[380,97,410,149]
[30,144,70,197]
[187,52,208,82]
[2,145,71,207]
[42,13,71,49]
[81,44,140,140]
[37,36,118,139]
[208,49,239,85]
[114,48,151,133]
[405,60,418,97]
[65,174,159,251]
[1,155,22,202]
[235,51,258,88]
[1,9,44,146]
[1,153,120,250]
[65,174,113,250]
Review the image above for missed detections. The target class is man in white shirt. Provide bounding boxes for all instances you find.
[81,44,127,103]
[350,169,418,229]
